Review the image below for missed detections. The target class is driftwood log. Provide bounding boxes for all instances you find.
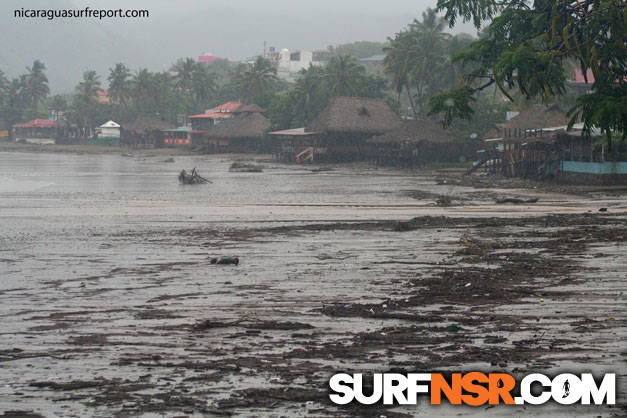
[178,169,212,184]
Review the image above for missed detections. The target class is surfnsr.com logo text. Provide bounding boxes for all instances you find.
[329,372,615,406]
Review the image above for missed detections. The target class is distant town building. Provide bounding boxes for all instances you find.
[312,50,332,63]
[359,54,385,65]
[96,90,110,104]
[49,110,66,126]
[198,53,220,65]
[264,48,326,81]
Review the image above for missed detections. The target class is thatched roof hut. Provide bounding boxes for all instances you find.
[367,118,455,145]
[234,104,265,114]
[201,112,271,153]
[484,105,571,141]
[122,116,175,148]
[205,112,271,139]
[124,116,175,135]
[366,118,479,165]
[308,97,401,134]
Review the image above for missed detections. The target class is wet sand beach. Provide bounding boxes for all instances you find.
[0,151,625,417]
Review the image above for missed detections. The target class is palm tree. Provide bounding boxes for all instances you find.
[384,30,419,114]
[293,65,328,124]
[170,58,197,93]
[151,71,173,117]
[325,55,366,97]
[0,70,8,103]
[412,10,450,114]
[445,34,474,90]
[191,65,217,107]
[49,95,68,111]
[24,60,49,109]
[73,71,102,133]
[235,56,278,102]
[107,63,131,106]
[0,71,9,121]
[4,77,26,125]
[384,8,450,117]
[76,70,101,101]
[410,8,447,35]
[131,68,155,112]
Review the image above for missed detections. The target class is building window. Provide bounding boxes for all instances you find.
[290,52,301,61]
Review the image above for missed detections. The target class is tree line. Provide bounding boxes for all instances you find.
[0,53,393,135]
[429,0,625,150]
[0,8,502,139]
[2,3,621,146]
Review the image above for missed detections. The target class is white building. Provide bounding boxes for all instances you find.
[265,48,325,81]
[96,120,120,141]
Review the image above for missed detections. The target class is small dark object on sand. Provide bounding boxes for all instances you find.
[599,207,608,212]
[436,195,452,207]
[210,257,239,265]
[495,197,539,204]
[394,221,411,232]
[229,162,263,172]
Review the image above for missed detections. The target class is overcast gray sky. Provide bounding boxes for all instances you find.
[2,0,477,92]
[86,0,475,60]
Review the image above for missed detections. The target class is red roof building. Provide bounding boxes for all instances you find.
[188,113,232,119]
[189,101,243,131]
[12,119,58,128]
[188,102,244,119]
[208,101,242,113]
[12,119,59,144]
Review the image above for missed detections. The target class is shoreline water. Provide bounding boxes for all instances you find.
[2,141,626,198]
[0,141,199,156]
